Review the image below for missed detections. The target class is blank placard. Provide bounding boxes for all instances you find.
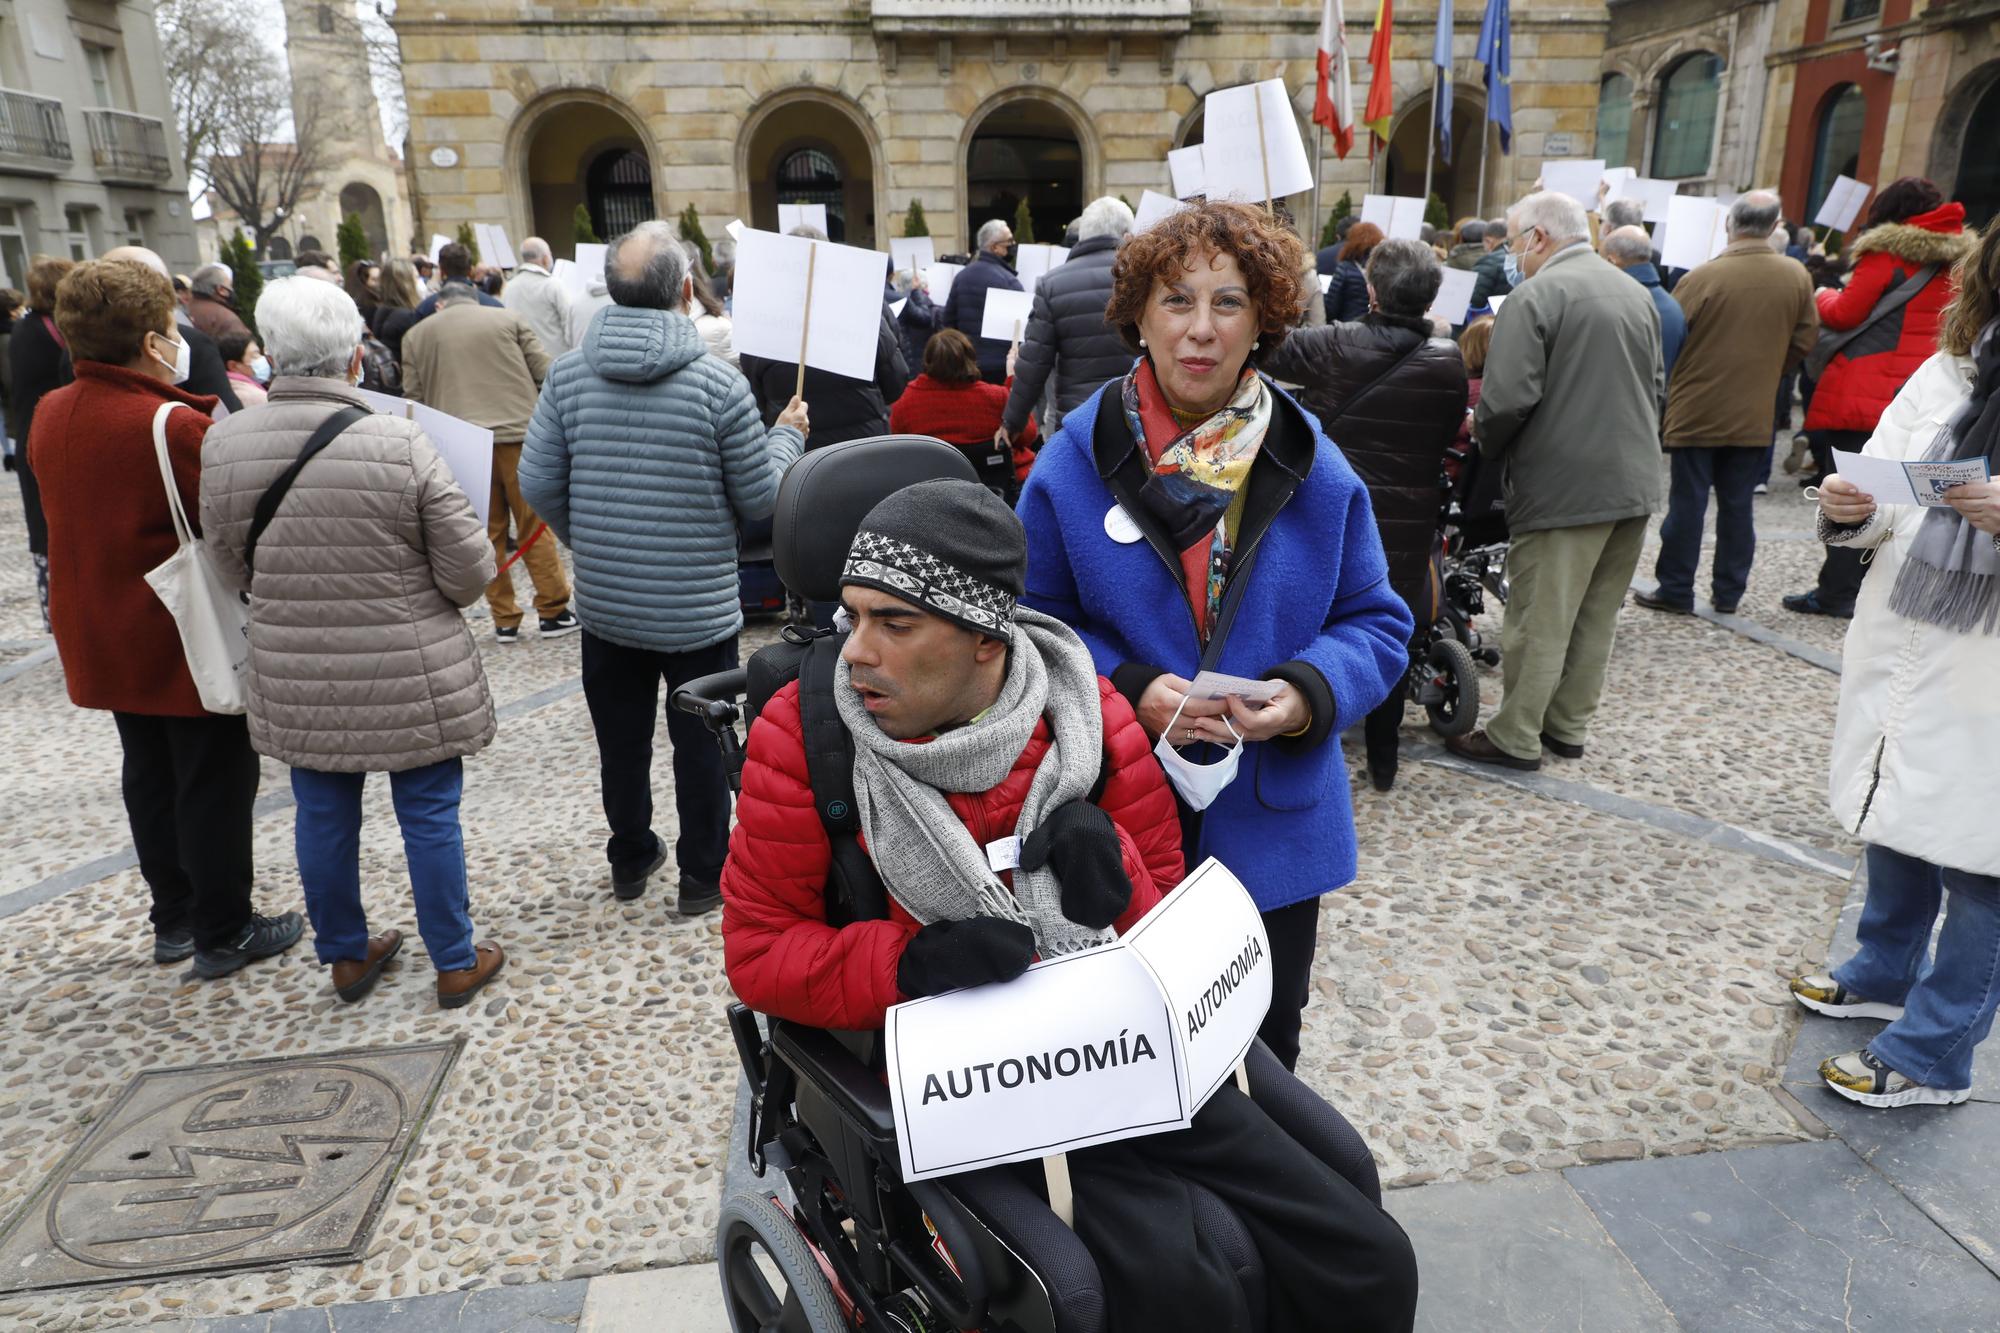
[1659,195,1729,271]
[1361,194,1427,241]
[474,223,516,270]
[1427,268,1479,327]
[1136,190,1190,233]
[732,229,888,381]
[1201,79,1313,204]
[1015,244,1069,292]
[980,287,1036,342]
[1606,175,1679,223]
[1541,159,1607,209]
[1814,176,1870,233]
[427,233,452,264]
[777,203,829,235]
[889,235,935,276]
[923,262,963,306]
[1169,145,1207,200]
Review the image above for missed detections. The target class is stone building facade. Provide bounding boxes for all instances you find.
[391,0,1616,261]
[1597,1,1781,195]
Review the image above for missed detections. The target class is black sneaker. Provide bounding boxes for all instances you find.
[612,840,668,902]
[494,624,521,645]
[153,928,195,964]
[677,875,723,916]
[539,610,581,638]
[190,911,305,979]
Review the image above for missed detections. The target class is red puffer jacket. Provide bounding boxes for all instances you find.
[1805,203,1974,434]
[722,675,1185,1031]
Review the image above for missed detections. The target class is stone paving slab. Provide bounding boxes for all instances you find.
[577,1264,730,1331]
[135,1276,591,1330]
[1390,1172,1678,1331]
[1565,1139,2000,1332]
[1806,1099,2000,1280]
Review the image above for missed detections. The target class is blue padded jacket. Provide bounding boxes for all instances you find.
[519,306,803,653]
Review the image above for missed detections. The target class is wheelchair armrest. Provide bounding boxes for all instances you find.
[769,1022,900,1162]
[669,667,748,730]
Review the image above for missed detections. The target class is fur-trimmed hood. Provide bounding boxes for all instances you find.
[1848,202,1974,266]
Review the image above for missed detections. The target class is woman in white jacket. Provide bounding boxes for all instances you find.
[1790,217,2000,1108]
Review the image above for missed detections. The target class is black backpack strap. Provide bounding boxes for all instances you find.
[244,405,370,577]
[795,633,892,926]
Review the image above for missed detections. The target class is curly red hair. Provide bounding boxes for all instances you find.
[1104,202,1305,366]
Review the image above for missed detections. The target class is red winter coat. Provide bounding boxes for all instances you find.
[887,373,1039,482]
[32,361,218,717]
[1805,203,1974,434]
[722,675,1185,1031]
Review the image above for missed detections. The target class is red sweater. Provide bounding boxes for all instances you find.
[888,373,1038,476]
[721,676,1185,1031]
[31,361,219,716]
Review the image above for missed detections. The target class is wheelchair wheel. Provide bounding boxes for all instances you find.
[1423,637,1480,738]
[717,1192,848,1333]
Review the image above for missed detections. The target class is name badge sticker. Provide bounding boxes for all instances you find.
[1103,504,1144,544]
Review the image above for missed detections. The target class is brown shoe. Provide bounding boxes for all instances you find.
[1444,730,1542,771]
[330,930,403,1003]
[437,942,505,1010]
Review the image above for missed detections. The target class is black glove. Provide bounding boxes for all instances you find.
[896,917,1037,999]
[1021,800,1133,930]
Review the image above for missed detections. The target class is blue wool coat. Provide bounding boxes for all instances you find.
[518,306,803,653]
[1017,379,1412,912]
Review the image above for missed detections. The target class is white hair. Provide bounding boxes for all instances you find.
[1076,196,1135,243]
[976,218,1011,250]
[191,262,233,295]
[1508,191,1590,247]
[519,236,552,267]
[255,276,364,379]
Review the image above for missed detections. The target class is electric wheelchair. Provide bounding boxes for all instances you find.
[673,436,1387,1333]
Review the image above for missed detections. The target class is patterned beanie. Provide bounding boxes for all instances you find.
[841,479,1026,639]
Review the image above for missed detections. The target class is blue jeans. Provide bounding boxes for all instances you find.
[1833,844,2000,1092]
[291,759,478,973]
[1653,447,1764,608]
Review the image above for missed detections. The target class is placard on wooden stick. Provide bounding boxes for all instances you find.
[777,203,829,235]
[1814,175,1871,233]
[731,228,886,384]
[889,235,935,276]
[981,287,1036,344]
[1200,79,1312,206]
[1361,194,1427,241]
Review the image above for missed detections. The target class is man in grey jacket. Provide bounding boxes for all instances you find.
[1001,195,1134,441]
[519,222,808,912]
[500,236,577,357]
[1447,192,1665,772]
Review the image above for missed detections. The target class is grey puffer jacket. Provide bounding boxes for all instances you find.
[1001,234,1131,435]
[518,305,803,653]
[200,377,498,772]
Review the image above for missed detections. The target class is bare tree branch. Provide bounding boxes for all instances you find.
[156,0,261,187]
[205,58,330,256]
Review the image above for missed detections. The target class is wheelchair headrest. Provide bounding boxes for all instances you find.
[772,435,981,603]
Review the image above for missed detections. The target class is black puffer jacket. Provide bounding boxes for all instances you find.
[1260,314,1468,620]
[1002,234,1131,435]
[741,306,909,451]
[940,250,1024,383]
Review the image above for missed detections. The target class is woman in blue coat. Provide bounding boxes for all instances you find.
[1018,200,1412,1070]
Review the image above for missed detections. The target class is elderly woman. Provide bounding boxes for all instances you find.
[1788,217,2000,1110]
[1261,239,1469,791]
[200,278,506,1009]
[32,256,302,977]
[1017,201,1413,1072]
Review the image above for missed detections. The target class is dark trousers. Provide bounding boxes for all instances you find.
[112,711,259,948]
[1257,897,1322,1072]
[580,629,737,884]
[1072,1082,1419,1333]
[1809,429,1870,612]
[1363,658,1413,779]
[1654,447,1765,608]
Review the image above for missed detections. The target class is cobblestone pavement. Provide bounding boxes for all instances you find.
[0,463,1921,1329]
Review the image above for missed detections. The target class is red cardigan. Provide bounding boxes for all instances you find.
[31,361,219,716]
[887,373,1038,478]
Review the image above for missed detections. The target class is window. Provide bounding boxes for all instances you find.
[1806,85,1867,227]
[1597,74,1633,169]
[318,5,336,35]
[1652,53,1724,179]
[0,206,28,291]
[122,209,148,248]
[1839,0,1881,22]
[64,205,92,261]
[776,147,846,243]
[83,43,115,108]
[585,148,654,241]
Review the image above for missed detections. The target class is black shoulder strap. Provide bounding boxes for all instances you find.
[797,633,860,836]
[1323,336,1431,436]
[244,405,370,577]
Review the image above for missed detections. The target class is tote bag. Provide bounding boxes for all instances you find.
[142,402,249,714]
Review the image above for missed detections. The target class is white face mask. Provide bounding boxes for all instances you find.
[1152,694,1244,811]
[155,330,191,385]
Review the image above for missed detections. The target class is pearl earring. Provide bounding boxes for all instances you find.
[1138,337,1147,347]
[1252,340,1261,349]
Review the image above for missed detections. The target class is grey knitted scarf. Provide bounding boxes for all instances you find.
[833,607,1115,959]
[1888,318,2000,636]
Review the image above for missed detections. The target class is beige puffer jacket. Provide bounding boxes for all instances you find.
[199,377,498,772]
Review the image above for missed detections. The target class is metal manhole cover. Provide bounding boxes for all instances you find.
[0,1040,459,1294]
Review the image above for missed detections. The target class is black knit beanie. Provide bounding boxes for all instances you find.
[841,479,1026,639]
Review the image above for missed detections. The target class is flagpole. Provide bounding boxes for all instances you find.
[1312,124,1325,243]
[1422,67,1438,210]
[1475,116,1489,219]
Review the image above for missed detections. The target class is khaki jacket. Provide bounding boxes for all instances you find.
[200,377,498,772]
[401,293,551,443]
[1662,240,1818,448]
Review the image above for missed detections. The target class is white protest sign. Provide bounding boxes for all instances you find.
[725,218,745,242]
[1487,293,1507,314]
[1542,159,1606,210]
[1361,194,1427,241]
[890,297,907,319]
[1135,190,1190,233]
[1201,79,1313,204]
[731,228,886,382]
[1427,266,1479,328]
[1606,175,1679,224]
[923,261,963,306]
[474,223,516,270]
[886,858,1271,1181]
[777,203,829,235]
[353,388,494,525]
[574,243,608,284]
[1815,175,1870,233]
[1318,272,1332,295]
[1832,450,1991,508]
[1014,244,1069,292]
[1169,144,1207,200]
[889,235,935,277]
[427,233,452,265]
[1658,194,1728,271]
[981,287,1036,343]
[1601,166,1636,198]
[551,258,584,300]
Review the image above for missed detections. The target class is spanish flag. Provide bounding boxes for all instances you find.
[1363,0,1396,148]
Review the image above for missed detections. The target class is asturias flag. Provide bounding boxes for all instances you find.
[1476,0,1513,154]
[1363,0,1396,147]
[1314,0,1357,159]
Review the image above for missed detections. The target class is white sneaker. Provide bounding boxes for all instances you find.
[1753,482,1770,495]
[1821,1049,1970,1109]
[1789,973,1905,1021]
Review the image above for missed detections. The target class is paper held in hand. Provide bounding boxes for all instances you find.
[1604,174,1678,223]
[1168,144,1207,200]
[1361,194,1427,242]
[886,858,1273,1182]
[1814,175,1871,233]
[981,287,1036,343]
[474,223,516,271]
[1135,190,1190,233]
[731,227,888,382]
[1541,159,1606,210]
[427,233,452,265]
[1015,244,1070,292]
[1427,267,1479,327]
[1185,671,1286,708]
[1832,449,1991,508]
[777,202,829,235]
[923,262,963,306]
[1201,79,1313,205]
[889,235,935,276]
[1658,195,1729,272]
[353,388,495,525]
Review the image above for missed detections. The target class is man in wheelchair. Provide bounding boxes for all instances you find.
[721,479,1418,1331]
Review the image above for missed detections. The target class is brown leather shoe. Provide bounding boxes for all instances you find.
[331,930,403,1004]
[437,942,505,1010]
[1444,729,1542,771]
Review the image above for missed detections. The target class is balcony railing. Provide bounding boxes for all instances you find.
[0,88,72,172]
[870,0,1192,32]
[83,108,171,184]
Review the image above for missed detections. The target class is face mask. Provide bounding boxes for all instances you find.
[155,331,191,385]
[1152,694,1244,811]
[1501,250,1525,288]
[249,356,271,383]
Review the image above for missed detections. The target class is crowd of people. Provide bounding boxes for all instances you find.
[10,161,1999,1325]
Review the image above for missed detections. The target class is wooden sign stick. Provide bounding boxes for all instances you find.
[1044,1154,1075,1228]
[1254,90,1273,215]
[795,242,817,402]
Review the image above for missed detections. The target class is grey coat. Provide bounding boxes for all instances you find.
[1474,244,1665,535]
[200,377,498,772]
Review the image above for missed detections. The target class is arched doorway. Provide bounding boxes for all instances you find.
[1597,74,1634,169]
[266,235,293,261]
[1951,69,2000,228]
[741,93,879,247]
[1382,93,1485,223]
[967,97,1085,250]
[514,94,658,255]
[1651,53,1724,179]
[1806,85,1866,225]
[338,182,388,258]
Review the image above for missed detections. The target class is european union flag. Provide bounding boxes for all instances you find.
[1433,0,1454,164]
[1477,0,1512,154]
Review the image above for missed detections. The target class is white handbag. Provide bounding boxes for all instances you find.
[142,401,249,714]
